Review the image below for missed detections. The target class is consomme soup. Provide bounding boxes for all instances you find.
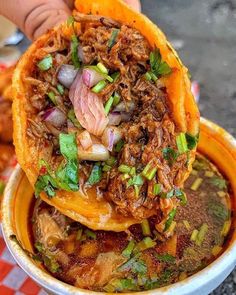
[31,153,232,292]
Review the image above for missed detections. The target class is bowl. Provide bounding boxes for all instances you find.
[0,16,16,49]
[1,117,236,295]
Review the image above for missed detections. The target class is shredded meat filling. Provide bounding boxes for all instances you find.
[26,15,188,223]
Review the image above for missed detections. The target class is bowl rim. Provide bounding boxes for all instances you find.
[2,117,236,295]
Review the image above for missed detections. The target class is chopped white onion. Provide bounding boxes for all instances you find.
[78,144,109,161]
[101,127,122,151]
[108,112,122,126]
[43,107,66,128]
[113,101,135,112]
[77,130,93,150]
[57,64,78,88]
[82,68,104,88]
[120,112,131,122]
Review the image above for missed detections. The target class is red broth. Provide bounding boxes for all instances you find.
[31,153,232,292]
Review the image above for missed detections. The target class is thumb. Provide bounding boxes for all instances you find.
[24,1,71,40]
[124,0,141,12]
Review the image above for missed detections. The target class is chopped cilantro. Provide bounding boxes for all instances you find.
[127,174,144,187]
[71,35,80,68]
[35,133,79,197]
[108,29,120,49]
[87,163,102,185]
[164,208,177,231]
[150,48,172,78]
[162,147,178,165]
[155,253,175,263]
[186,133,199,150]
[84,229,96,239]
[210,177,227,190]
[122,240,136,258]
[114,139,125,152]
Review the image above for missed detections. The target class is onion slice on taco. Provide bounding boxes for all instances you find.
[12,0,199,232]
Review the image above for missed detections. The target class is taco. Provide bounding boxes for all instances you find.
[12,0,199,232]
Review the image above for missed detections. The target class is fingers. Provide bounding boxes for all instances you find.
[24,1,71,40]
[124,0,141,12]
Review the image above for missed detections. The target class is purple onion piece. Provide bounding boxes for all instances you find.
[108,112,122,126]
[82,68,104,88]
[57,64,78,88]
[43,107,66,128]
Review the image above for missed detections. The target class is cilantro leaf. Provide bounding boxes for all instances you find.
[35,134,79,197]
[88,163,102,185]
[186,133,199,150]
[59,133,77,161]
[132,259,147,275]
[162,147,178,165]
[35,174,56,198]
[150,48,172,77]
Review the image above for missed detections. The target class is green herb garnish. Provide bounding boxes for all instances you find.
[127,174,144,187]
[113,92,120,106]
[35,133,79,197]
[142,162,157,180]
[164,208,177,231]
[208,202,229,221]
[104,278,137,292]
[111,72,120,82]
[211,177,227,190]
[85,229,96,239]
[88,163,102,185]
[114,139,124,152]
[108,29,120,49]
[92,80,107,93]
[176,133,188,154]
[141,219,151,236]
[186,133,199,150]
[153,183,161,195]
[56,84,64,95]
[68,109,81,128]
[149,48,172,78]
[122,240,136,258]
[35,174,57,198]
[37,55,53,71]
[47,91,57,105]
[97,62,108,74]
[162,147,178,165]
[155,253,175,263]
[195,223,208,246]
[135,237,156,252]
[71,35,80,68]
[175,188,187,205]
[104,96,114,115]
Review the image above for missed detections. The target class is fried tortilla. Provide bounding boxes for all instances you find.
[12,0,199,232]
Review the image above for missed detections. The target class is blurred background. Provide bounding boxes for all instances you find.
[142,0,236,138]
[0,0,235,294]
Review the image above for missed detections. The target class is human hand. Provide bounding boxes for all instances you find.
[0,0,141,40]
[124,0,141,12]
